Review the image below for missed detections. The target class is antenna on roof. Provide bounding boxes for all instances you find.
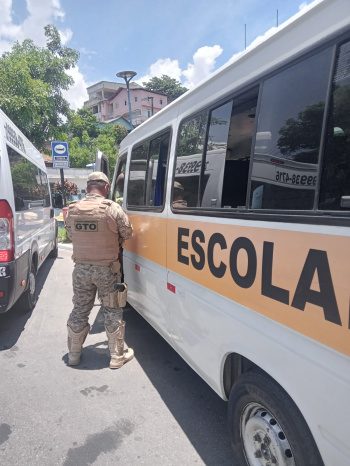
[244,24,247,49]
[276,9,279,27]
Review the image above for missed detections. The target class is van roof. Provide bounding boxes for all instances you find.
[0,108,46,170]
[120,0,350,151]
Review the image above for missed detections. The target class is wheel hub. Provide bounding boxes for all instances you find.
[241,403,295,466]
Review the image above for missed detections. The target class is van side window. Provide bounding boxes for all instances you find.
[147,132,170,206]
[113,154,127,205]
[127,142,149,206]
[319,41,350,210]
[7,146,50,211]
[200,88,258,209]
[249,47,332,210]
[127,129,171,209]
[174,110,208,207]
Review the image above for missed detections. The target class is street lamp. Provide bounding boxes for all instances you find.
[116,70,137,126]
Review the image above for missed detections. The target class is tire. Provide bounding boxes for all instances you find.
[15,262,38,313]
[228,370,324,466]
[49,237,58,259]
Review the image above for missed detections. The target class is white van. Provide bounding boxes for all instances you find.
[0,109,57,313]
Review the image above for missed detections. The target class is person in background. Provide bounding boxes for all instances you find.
[65,171,133,369]
[172,181,188,208]
[114,172,125,206]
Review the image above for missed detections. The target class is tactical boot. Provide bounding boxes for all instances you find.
[106,321,134,369]
[67,324,90,366]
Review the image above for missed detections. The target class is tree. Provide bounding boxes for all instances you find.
[56,109,129,171]
[277,102,325,162]
[143,75,188,102]
[0,25,79,149]
[60,107,100,142]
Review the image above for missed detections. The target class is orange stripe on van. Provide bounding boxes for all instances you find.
[125,213,350,356]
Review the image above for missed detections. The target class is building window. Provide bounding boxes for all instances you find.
[160,99,163,105]
[147,110,152,118]
[135,96,138,102]
[114,102,119,109]
[92,105,98,114]
[125,100,127,106]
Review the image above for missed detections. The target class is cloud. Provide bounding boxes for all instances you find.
[182,45,223,88]
[138,44,223,90]
[0,0,88,110]
[0,0,71,53]
[136,58,182,85]
[62,66,89,110]
[80,47,97,57]
[298,2,309,10]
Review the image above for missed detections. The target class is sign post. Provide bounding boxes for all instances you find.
[51,141,70,207]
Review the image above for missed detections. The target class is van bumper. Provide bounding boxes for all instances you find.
[0,262,16,313]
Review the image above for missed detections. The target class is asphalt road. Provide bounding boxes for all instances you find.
[0,247,235,466]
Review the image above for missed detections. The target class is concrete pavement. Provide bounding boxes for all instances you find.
[0,247,234,465]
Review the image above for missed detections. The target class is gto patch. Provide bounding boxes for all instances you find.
[74,221,98,232]
[0,266,6,277]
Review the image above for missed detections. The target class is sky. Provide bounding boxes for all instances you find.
[0,0,313,109]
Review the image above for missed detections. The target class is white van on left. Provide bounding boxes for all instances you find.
[0,109,57,313]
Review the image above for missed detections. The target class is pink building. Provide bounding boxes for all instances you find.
[84,81,168,126]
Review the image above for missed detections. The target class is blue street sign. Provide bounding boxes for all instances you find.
[51,141,70,169]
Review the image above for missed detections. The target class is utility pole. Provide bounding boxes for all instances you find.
[60,168,66,207]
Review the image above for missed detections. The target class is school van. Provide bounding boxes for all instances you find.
[0,109,57,313]
[102,1,350,464]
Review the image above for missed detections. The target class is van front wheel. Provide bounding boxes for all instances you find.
[15,262,37,313]
[228,371,324,466]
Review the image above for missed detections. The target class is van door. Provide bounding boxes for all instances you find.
[94,150,110,178]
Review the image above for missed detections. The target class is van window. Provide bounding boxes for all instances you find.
[7,146,50,211]
[319,41,350,210]
[200,88,258,209]
[249,47,333,210]
[113,154,127,205]
[127,142,149,206]
[127,129,171,208]
[146,132,170,206]
[174,110,208,207]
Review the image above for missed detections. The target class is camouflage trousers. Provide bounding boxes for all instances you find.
[67,263,123,333]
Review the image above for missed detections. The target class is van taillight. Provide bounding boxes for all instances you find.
[0,200,14,262]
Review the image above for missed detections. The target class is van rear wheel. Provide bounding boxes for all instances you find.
[228,371,324,466]
[15,262,37,313]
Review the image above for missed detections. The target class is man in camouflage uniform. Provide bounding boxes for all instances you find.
[65,172,133,369]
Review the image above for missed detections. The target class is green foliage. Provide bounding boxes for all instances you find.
[143,75,188,102]
[0,25,79,150]
[53,179,78,195]
[278,102,325,158]
[56,109,129,170]
[58,226,70,243]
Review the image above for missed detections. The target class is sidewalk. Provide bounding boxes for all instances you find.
[58,242,73,251]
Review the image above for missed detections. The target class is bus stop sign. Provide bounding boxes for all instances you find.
[51,141,70,169]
